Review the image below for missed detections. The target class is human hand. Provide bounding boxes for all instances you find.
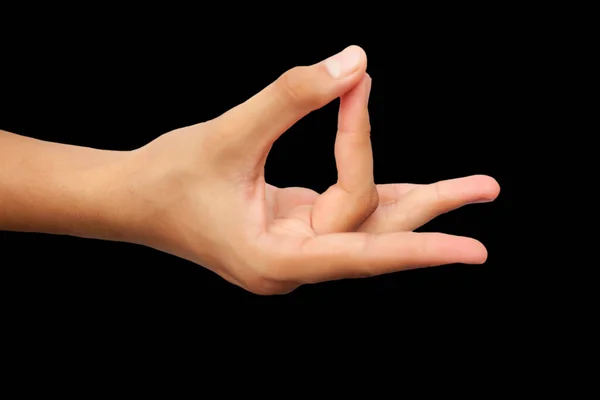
[122,46,500,294]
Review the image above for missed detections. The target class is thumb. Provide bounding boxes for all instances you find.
[214,45,367,161]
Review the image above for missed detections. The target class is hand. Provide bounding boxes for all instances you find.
[123,45,500,294]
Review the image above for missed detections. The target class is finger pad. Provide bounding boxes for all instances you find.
[459,237,488,264]
[469,175,501,200]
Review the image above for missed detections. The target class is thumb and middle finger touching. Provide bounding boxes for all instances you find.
[311,74,377,234]
[213,45,368,171]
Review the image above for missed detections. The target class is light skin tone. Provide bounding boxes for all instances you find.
[0,45,500,295]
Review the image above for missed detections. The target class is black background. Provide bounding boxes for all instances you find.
[1,16,514,329]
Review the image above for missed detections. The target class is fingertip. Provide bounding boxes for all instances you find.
[474,243,488,265]
[339,74,371,107]
[479,175,500,200]
[490,177,501,199]
[347,45,368,71]
[469,238,488,264]
[323,45,367,80]
[442,234,488,265]
[336,74,373,135]
[469,174,501,202]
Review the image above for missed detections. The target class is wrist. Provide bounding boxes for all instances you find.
[75,150,138,242]
[79,148,161,245]
[33,147,143,242]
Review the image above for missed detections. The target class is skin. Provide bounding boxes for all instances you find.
[0,45,500,295]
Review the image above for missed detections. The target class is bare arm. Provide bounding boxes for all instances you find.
[0,129,134,241]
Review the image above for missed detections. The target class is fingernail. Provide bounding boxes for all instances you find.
[324,46,362,79]
[366,75,372,103]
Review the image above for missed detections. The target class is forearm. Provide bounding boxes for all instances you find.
[0,129,136,241]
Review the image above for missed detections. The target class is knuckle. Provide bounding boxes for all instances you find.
[277,66,322,109]
[357,186,379,214]
[354,239,378,278]
[337,185,380,230]
[433,182,451,203]
[367,187,380,212]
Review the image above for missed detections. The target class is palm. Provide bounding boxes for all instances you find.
[265,184,318,236]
